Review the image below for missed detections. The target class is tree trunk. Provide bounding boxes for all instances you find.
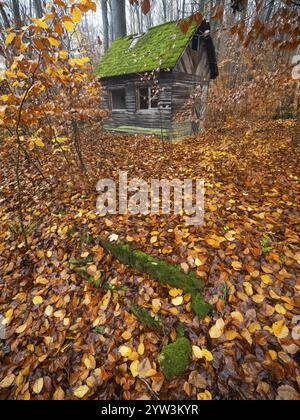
[0,4,10,28]
[101,0,109,50]
[161,0,167,22]
[12,0,22,27]
[182,0,186,19]
[108,0,114,43]
[111,0,126,40]
[33,0,43,18]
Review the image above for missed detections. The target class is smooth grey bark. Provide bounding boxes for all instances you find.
[0,4,10,28]
[33,0,43,18]
[111,0,126,40]
[161,0,167,22]
[12,0,22,27]
[101,0,109,50]
[135,4,141,33]
[108,0,114,43]
[182,0,186,18]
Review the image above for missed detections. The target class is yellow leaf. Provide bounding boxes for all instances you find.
[192,345,203,359]
[268,350,277,360]
[0,373,15,388]
[5,308,14,318]
[202,349,214,362]
[48,37,60,47]
[83,354,96,370]
[127,351,139,361]
[243,282,253,296]
[74,385,89,398]
[16,372,23,386]
[272,320,289,339]
[5,32,16,45]
[59,50,68,59]
[169,288,182,298]
[34,138,44,147]
[225,330,239,340]
[119,346,131,357]
[53,386,65,400]
[231,261,243,271]
[225,230,236,241]
[272,320,284,336]
[248,322,261,333]
[32,377,44,394]
[231,311,244,323]
[216,318,225,330]
[31,18,49,29]
[16,323,27,334]
[72,7,82,23]
[197,390,212,400]
[138,343,145,356]
[261,274,272,285]
[54,310,64,318]
[269,290,281,300]
[152,298,161,312]
[22,390,31,400]
[241,328,252,345]
[101,291,111,307]
[32,295,43,305]
[252,294,265,303]
[122,331,132,341]
[45,305,53,316]
[169,307,179,315]
[172,296,183,306]
[209,319,224,339]
[63,21,75,32]
[130,360,139,378]
[145,369,157,377]
[195,257,203,267]
[275,304,286,315]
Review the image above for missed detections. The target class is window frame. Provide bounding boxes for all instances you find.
[109,87,126,111]
[137,86,159,111]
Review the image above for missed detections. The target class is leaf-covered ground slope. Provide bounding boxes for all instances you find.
[0,120,299,400]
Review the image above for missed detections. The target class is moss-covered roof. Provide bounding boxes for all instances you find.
[95,20,197,78]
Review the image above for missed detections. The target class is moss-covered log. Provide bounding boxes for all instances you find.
[99,239,212,317]
[130,304,166,335]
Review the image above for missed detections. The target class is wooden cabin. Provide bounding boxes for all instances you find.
[95,19,218,139]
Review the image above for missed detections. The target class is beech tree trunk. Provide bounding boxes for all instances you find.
[33,0,43,18]
[111,0,126,40]
[101,0,109,50]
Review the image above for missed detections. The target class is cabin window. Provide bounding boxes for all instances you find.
[191,35,199,51]
[138,87,158,110]
[110,88,126,110]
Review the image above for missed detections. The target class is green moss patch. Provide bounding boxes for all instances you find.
[99,239,212,317]
[69,255,102,287]
[159,337,192,380]
[191,293,212,318]
[130,304,165,335]
[104,125,170,137]
[95,20,197,78]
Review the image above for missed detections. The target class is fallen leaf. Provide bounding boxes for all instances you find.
[0,374,15,389]
[32,377,44,394]
[74,385,89,398]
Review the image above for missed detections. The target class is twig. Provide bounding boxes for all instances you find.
[14,55,41,248]
[139,378,160,400]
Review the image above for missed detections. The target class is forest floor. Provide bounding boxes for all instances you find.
[0,118,299,400]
